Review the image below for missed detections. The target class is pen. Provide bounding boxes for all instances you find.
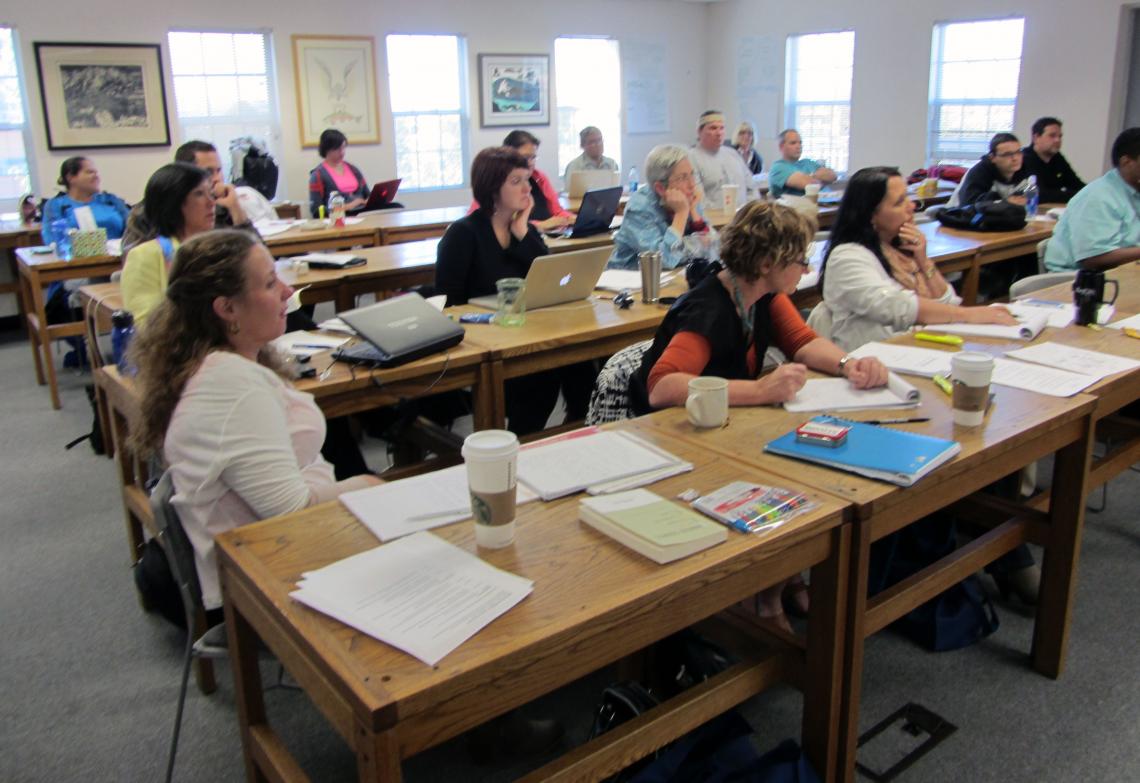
[861,417,931,425]
[291,343,336,350]
[932,374,953,395]
[405,509,470,522]
[915,332,964,346]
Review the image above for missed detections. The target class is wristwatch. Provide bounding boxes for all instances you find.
[837,355,853,375]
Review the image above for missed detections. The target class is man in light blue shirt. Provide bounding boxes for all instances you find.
[768,129,837,198]
[563,126,618,182]
[1045,127,1140,271]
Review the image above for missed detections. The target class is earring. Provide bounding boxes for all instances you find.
[229,321,240,335]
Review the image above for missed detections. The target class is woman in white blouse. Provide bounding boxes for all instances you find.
[808,166,1016,352]
[130,230,379,612]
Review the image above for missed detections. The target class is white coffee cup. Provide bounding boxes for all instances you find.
[686,376,729,428]
[950,352,994,427]
[804,183,821,203]
[722,184,741,213]
[461,430,520,548]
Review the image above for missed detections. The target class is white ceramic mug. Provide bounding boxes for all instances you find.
[462,430,520,548]
[804,183,821,203]
[686,376,729,428]
[950,352,994,427]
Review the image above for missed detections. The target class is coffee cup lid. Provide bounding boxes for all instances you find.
[463,429,519,458]
[951,351,994,369]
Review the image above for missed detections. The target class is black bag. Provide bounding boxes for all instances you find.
[64,384,105,455]
[133,538,186,629]
[869,513,999,652]
[936,201,1026,232]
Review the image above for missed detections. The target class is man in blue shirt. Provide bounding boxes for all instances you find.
[1045,127,1140,271]
[768,129,836,198]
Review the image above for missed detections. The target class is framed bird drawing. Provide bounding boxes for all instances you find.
[293,35,381,146]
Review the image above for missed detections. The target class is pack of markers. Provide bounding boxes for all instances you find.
[691,481,818,535]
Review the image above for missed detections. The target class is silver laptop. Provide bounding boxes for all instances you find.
[469,246,611,311]
[568,170,620,199]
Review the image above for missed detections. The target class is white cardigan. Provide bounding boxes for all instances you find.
[808,242,960,353]
[164,351,351,609]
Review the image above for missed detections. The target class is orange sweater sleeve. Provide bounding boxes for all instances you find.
[646,331,712,395]
[770,293,818,359]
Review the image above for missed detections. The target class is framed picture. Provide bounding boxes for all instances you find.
[33,42,170,150]
[292,35,381,147]
[478,54,550,127]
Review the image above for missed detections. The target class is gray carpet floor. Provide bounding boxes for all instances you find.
[1,325,1138,782]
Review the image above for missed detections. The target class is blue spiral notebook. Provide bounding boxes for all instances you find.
[764,415,961,486]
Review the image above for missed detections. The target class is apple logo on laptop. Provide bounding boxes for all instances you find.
[559,273,572,287]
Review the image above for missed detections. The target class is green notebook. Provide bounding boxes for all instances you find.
[579,489,726,564]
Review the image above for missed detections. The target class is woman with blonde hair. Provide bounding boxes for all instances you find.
[733,121,763,175]
[131,230,378,614]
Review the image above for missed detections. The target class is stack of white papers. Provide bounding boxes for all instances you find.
[850,342,953,378]
[923,308,1050,340]
[317,317,356,334]
[291,532,533,666]
[1006,299,1074,328]
[785,372,919,412]
[340,464,538,542]
[294,252,364,267]
[596,269,681,292]
[518,429,691,500]
[253,219,301,238]
[1108,313,1140,331]
[271,330,350,356]
[1006,342,1140,381]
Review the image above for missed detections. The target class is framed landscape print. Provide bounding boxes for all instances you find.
[478,53,549,127]
[292,35,381,147]
[33,42,170,150]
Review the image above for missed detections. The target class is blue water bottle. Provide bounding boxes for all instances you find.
[111,310,136,375]
[52,219,72,260]
[1024,175,1039,219]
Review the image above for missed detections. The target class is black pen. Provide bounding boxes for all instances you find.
[861,417,930,425]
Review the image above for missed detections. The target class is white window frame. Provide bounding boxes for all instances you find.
[927,17,1025,165]
[166,29,282,186]
[554,36,622,181]
[0,26,36,217]
[784,30,855,173]
[385,34,469,193]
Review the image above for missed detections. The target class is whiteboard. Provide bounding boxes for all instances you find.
[622,41,670,135]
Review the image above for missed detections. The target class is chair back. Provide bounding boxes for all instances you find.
[586,340,652,425]
[149,472,205,626]
[1036,238,1050,274]
[1009,271,1074,300]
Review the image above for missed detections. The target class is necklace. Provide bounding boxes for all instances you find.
[727,271,754,344]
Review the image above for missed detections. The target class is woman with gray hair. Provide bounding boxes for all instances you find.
[607,144,712,270]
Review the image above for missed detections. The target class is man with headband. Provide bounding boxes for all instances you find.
[769,128,837,198]
[688,110,757,212]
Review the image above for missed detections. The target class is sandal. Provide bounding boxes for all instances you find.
[782,574,810,618]
[756,584,794,635]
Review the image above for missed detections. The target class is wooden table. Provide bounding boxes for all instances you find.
[264,220,382,257]
[616,375,1097,782]
[216,438,853,782]
[16,246,121,408]
[930,219,1056,304]
[369,206,468,245]
[0,220,40,322]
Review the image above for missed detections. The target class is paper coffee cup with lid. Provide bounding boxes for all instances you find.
[950,351,994,427]
[462,430,520,548]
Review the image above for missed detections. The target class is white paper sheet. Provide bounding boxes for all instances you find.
[923,308,1050,340]
[291,532,533,666]
[990,357,1099,397]
[595,269,681,292]
[271,330,349,356]
[253,219,298,238]
[517,430,682,500]
[1005,342,1140,382]
[1107,312,1140,331]
[339,464,538,542]
[849,342,954,378]
[784,372,919,412]
[1006,299,1075,328]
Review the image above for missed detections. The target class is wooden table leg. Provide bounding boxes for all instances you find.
[801,523,850,783]
[26,268,64,408]
[836,515,874,783]
[960,251,981,306]
[224,599,274,783]
[480,358,507,430]
[1032,419,1094,678]
[19,268,45,386]
[355,722,402,782]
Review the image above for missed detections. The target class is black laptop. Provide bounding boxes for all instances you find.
[563,185,622,239]
[334,293,464,367]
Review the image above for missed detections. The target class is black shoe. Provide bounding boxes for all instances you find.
[466,711,564,764]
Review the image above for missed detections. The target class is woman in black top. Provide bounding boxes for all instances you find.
[436,147,596,434]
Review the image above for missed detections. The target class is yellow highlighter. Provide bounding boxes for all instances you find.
[932,374,953,396]
[915,332,964,346]
[1123,327,1140,340]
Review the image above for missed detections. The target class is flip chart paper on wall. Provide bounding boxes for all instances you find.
[623,41,670,134]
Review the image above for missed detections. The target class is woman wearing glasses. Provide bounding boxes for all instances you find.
[631,200,887,631]
[607,144,712,270]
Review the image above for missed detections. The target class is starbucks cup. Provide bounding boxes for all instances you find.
[462,430,520,548]
[950,352,994,427]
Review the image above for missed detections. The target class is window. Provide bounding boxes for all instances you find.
[167,30,279,189]
[386,35,466,191]
[928,18,1025,165]
[0,26,34,217]
[555,37,621,181]
[785,31,854,173]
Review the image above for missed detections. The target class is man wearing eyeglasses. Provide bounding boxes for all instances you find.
[948,132,1029,207]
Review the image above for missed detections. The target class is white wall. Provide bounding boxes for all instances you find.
[706,0,1134,181]
[7,0,707,210]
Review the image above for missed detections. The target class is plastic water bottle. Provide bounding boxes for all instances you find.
[111,310,136,376]
[627,166,639,194]
[1024,175,1039,219]
[52,219,72,260]
[328,191,346,227]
